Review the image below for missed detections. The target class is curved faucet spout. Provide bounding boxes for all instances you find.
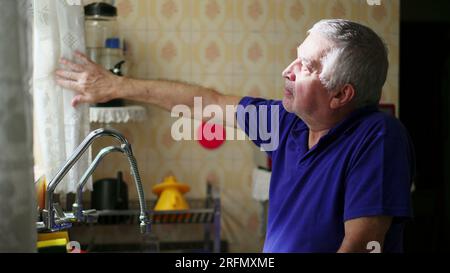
[43,128,150,233]
[46,129,129,196]
[73,146,125,221]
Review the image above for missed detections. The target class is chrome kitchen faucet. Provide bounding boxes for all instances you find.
[37,128,150,234]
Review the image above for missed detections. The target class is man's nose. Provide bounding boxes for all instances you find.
[282,65,295,81]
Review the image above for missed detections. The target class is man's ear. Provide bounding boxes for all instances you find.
[330,84,355,109]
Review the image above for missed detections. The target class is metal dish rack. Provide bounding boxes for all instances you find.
[82,183,221,253]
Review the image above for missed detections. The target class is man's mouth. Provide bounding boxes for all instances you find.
[284,81,294,96]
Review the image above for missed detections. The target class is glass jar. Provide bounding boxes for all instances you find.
[84,2,120,63]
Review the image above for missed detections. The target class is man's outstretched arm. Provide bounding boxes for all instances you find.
[56,52,242,127]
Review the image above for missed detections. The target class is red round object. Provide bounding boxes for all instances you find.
[197,122,226,150]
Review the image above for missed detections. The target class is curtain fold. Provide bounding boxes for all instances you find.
[33,0,91,194]
[0,0,35,252]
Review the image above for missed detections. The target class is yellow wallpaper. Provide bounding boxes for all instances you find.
[89,0,400,253]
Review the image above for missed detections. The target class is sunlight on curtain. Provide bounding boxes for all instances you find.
[33,0,91,194]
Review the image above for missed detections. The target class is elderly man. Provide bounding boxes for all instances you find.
[56,19,414,253]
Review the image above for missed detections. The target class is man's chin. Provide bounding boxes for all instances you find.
[282,97,294,113]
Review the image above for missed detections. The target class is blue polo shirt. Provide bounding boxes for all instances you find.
[237,97,414,253]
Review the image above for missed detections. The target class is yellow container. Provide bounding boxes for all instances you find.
[37,231,70,253]
[37,231,70,243]
[152,176,190,211]
[37,238,67,250]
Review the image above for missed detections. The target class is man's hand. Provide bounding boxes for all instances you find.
[338,216,392,253]
[55,51,124,107]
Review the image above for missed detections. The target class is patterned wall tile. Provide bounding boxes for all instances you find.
[116,0,148,30]
[386,33,399,76]
[122,30,149,78]
[152,109,193,161]
[232,75,278,98]
[191,74,234,94]
[357,0,399,38]
[364,0,397,33]
[234,0,276,33]
[233,32,277,75]
[323,0,359,20]
[191,32,234,75]
[151,0,192,31]
[228,139,255,162]
[275,0,315,33]
[381,72,399,106]
[189,156,229,198]
[147,31,192,78]
[192,0,234,32]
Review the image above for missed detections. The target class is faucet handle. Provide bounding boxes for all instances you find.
[53,203,66,219]
[82,209,97,215]
[82,209,98,223]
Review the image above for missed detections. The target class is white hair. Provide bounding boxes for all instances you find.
[308,19,389,108]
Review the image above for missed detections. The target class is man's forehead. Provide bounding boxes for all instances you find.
[297,46,312,62]
[297,34,332,62]
[297,46,319,68]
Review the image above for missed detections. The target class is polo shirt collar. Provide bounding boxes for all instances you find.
[326,104,379,138]
[291,105,379,150]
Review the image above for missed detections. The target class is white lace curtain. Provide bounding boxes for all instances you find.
[33,0,91,194]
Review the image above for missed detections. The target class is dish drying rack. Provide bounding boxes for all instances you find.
[79,183,221,253]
